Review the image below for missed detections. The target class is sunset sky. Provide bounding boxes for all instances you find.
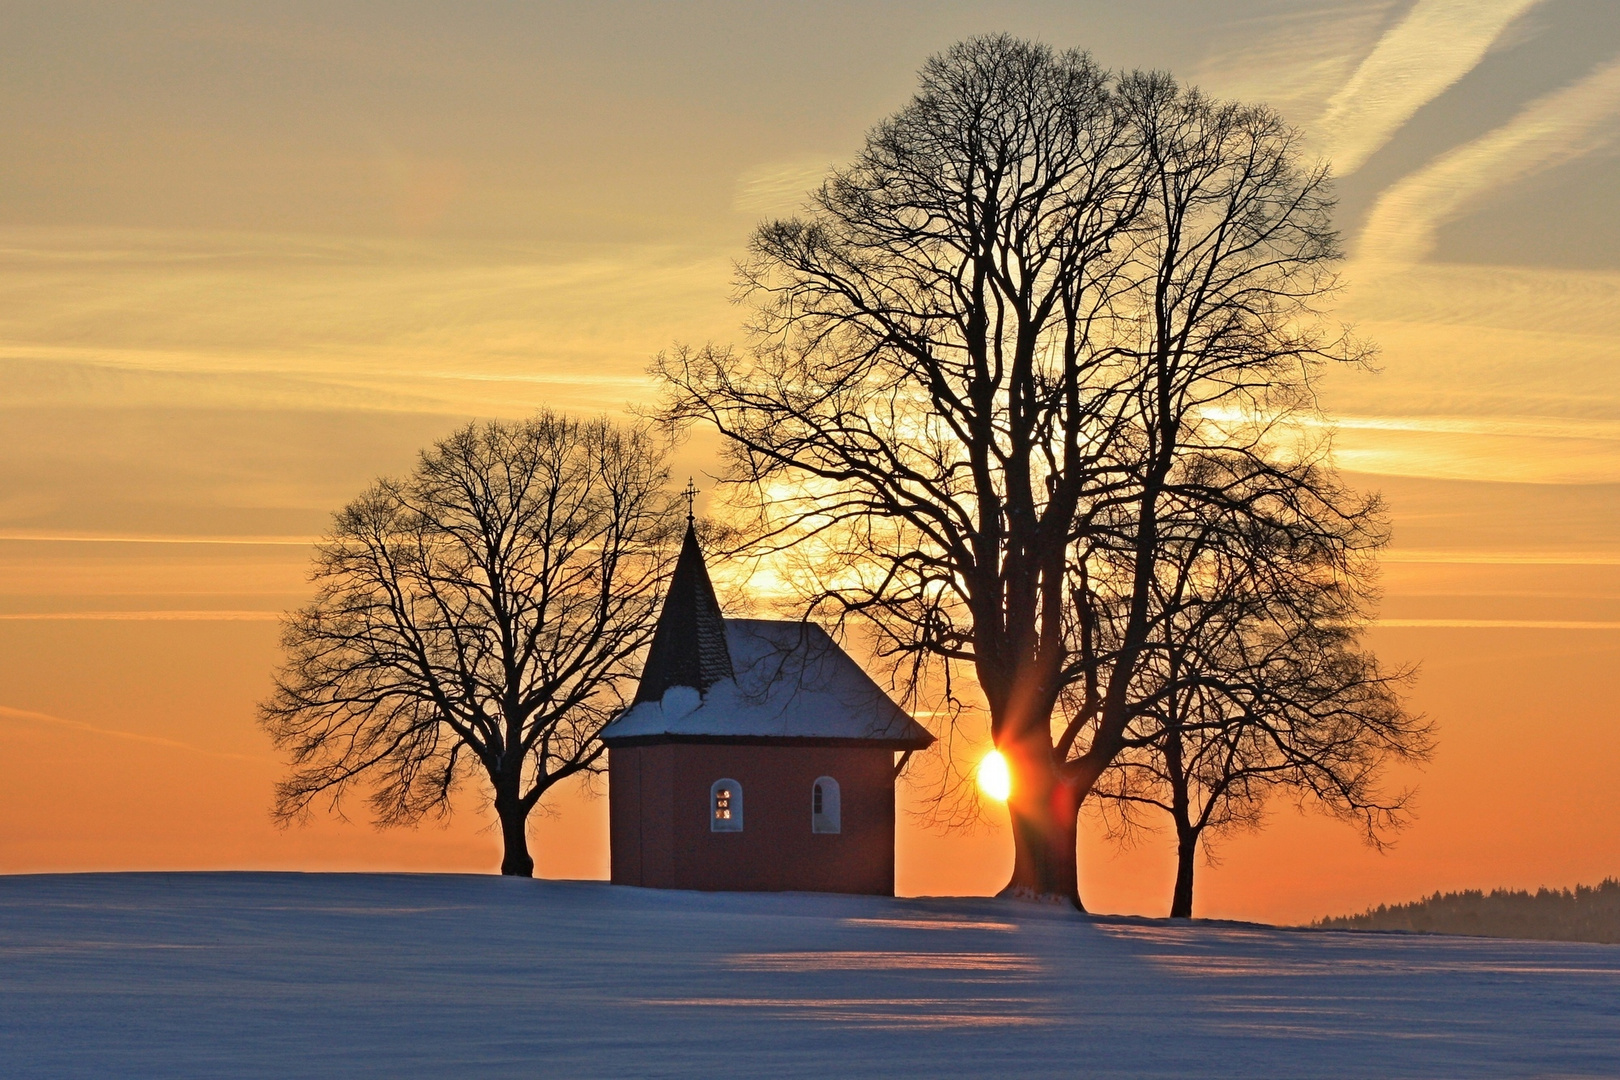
[2,0,1617,924]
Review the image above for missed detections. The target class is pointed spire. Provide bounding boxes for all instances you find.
[633,519,734,704]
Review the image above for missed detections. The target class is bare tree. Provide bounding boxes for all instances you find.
[1089,461,1430,917]
[260,413,676,876]
[659,36,1375,906]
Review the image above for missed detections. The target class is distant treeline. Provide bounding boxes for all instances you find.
[1314,879,1620,945]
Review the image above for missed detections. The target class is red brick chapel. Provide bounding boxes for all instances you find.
[600,520,933,895]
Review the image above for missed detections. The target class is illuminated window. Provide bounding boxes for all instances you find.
[811,776,841,834]
[710,779,743,832]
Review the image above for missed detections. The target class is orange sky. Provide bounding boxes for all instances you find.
[2,1,1617,924]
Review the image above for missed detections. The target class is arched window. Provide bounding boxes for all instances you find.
[710,779,743,832]
[811,776,841,834]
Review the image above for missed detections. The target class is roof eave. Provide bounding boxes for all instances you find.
[602,731,935,750]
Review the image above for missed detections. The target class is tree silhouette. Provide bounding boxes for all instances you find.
[660,35,1387,906]
[1087,462,1430,916]
[260,413,676,876]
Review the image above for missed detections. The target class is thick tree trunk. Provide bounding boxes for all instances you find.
[998,745,1083,910]
[1170,828,1196,918]
[494,781,535,878]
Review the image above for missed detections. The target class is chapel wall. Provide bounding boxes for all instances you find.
[666,743,896,895]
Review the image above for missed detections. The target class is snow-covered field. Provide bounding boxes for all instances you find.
[2,874,1617,1078]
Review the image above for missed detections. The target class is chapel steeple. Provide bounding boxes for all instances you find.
[632,516,734,704]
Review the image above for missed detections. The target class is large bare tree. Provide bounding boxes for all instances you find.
[260,413,676,876]
[660,36,1384,906]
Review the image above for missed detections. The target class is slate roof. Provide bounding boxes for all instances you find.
[632,522,734,704]
[603,618,934,748]
[605,525,931,748]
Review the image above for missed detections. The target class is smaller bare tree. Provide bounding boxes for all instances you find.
[1091,467,1431,916]
[260,412,676,876]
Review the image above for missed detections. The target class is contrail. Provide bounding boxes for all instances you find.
[1319,0,1545,175]
[0,610,284,621]
[0,703,269,762]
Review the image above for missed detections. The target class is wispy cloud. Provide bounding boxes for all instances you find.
[0,703,266,760]
[0,610,283,621]
[0,227,734,417]
[733,157,837,217]
[1376,618,1620,628]
[1333,435,1620,484]
[1381,551,1620,565]
[1332,414,1620,441]
[1317,0,1545,175]
[1327,412,1620,484]
[1193,2,1400,125]
[1358,54,1620,264]
[1203,405,1620,484]
[0,534,317,545]
[1345,261,1620,340]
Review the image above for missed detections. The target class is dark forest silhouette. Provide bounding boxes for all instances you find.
[1316,880,1620,945]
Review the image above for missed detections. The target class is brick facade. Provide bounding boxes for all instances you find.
[609,741,898,895]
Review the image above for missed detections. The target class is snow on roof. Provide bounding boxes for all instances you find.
[602,618,934,747]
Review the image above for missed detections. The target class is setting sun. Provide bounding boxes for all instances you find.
[978,750,1011,802]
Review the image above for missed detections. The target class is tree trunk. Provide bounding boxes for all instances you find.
[998,745,1083,909]
[1166,722,1195,918]
[494,780,535,878]
[1170,827,1196,918]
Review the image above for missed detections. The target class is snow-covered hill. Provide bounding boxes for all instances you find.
[1,873,1616,1078]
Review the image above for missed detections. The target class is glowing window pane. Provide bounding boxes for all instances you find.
[710,779,743,832]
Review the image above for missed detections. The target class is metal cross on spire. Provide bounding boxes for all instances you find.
[682,478,699,524]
